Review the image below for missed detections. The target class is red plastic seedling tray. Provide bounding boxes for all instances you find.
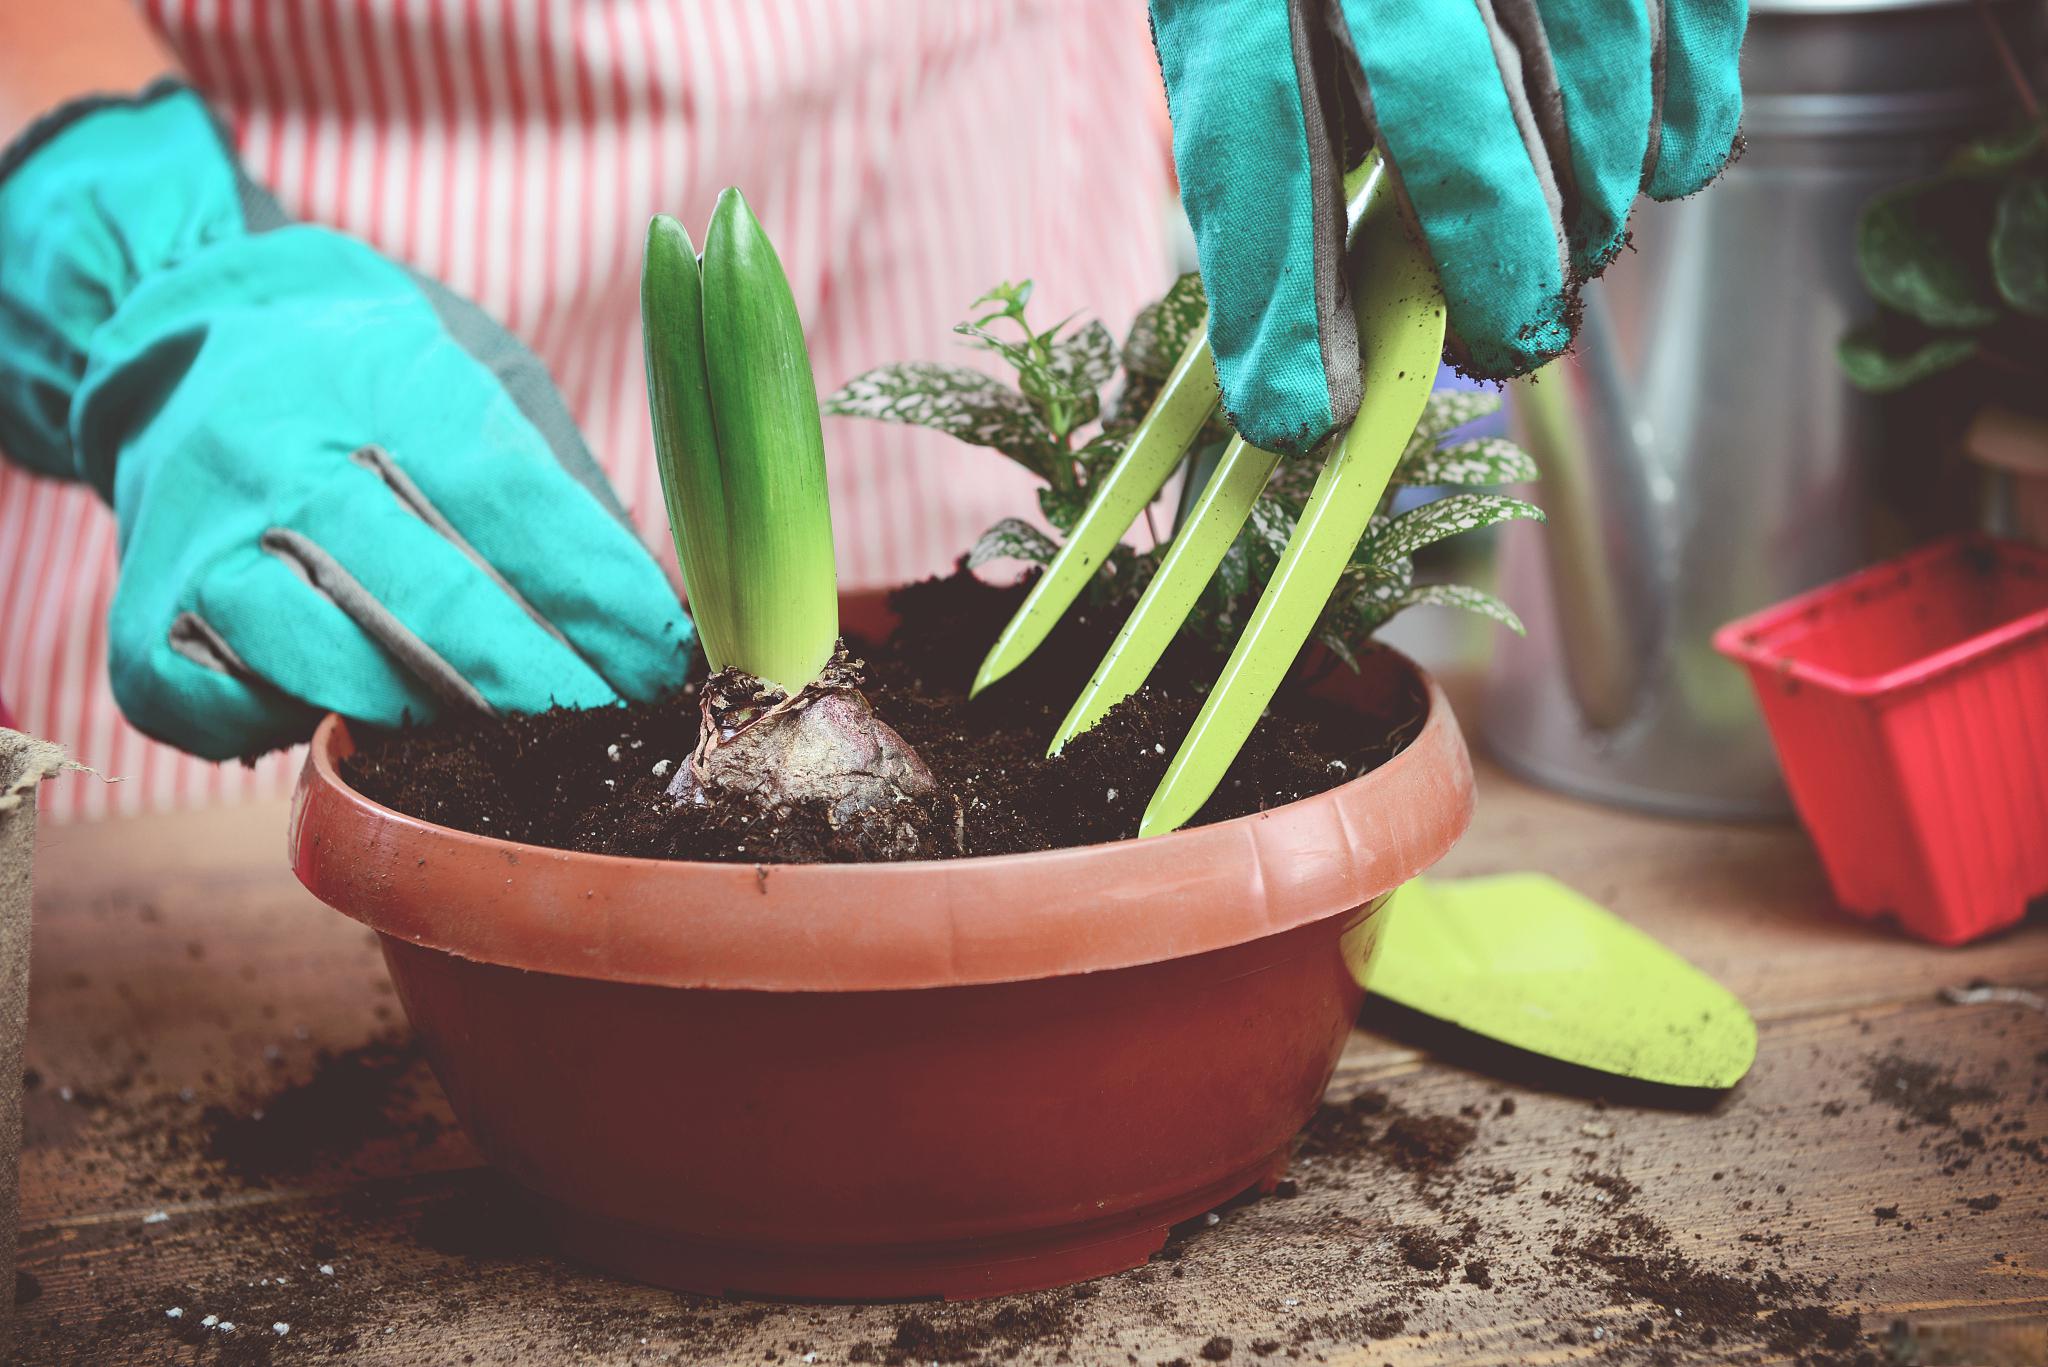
[1715,536,2048,945]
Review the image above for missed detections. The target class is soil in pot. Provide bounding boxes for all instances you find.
[339,568,1429,863]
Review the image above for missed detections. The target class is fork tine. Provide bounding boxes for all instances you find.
[969,335,1219,697]
[974,159,1391,701]
[1048,435,1280,754]
[1139,169,1447,838]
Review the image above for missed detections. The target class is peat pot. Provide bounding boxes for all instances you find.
[0,729,64,1348]
[289,647,1473,1300]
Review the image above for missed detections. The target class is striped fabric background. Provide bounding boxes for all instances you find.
[0,0,1175,819]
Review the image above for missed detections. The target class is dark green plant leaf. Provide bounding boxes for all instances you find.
[1243,494,1296,581]
[1038,319,1116,430]
[1856,178,2002,328]
[1077,432,1127,484]
[1212,537,1252,610]
[824,362,1056,477]
[1122,272,1208,380]
[1315,554,1414,647]
[1314,624,1362,671]
[1037,484,1089,535]
[1408,389,1501,450]
[967,517,1060,569]
[1381,581,1526,634]
[954,320,1040,377]
[1946,125,2045,177]
[1836,321,1979,393]
[1048,320,1118,395]
[1366,492,1546,563]
[1395,436,1538,488]
[1992,176,2048,317]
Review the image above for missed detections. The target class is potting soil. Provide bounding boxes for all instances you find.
[340,569,1428,863]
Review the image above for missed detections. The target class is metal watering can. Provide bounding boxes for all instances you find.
[1480,0,2040,819]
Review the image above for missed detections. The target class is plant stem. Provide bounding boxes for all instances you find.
[1974,0,2043,126]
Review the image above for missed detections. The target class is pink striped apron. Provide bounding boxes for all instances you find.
[0,0,1173,819]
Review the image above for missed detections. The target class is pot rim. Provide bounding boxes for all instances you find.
[290,649,1473,992]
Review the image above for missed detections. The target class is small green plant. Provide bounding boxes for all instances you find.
[1839,123,2048,401]
[641,191,943,857]
[826,275,1542,669]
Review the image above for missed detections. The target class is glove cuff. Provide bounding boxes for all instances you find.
[0,81,281,488]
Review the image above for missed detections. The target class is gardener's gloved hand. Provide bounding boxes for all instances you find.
[1151,0,1746,456]
[0,83,695,759]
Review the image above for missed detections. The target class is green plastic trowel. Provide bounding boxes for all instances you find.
[1366,875,1757,1090]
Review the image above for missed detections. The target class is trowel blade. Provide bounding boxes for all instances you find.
[1366,875,1757,1090]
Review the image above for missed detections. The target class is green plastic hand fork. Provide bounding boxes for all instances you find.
[972,150,1449,836]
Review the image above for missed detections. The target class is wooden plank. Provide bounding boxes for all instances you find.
[15,997,2045,1365]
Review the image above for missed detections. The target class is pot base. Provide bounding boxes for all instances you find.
[536,1148,1293,1301]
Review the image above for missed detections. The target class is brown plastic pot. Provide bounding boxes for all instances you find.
[290,646,1473,1300]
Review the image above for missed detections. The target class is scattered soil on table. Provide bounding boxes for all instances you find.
[340,568,1427,862]
[848,1294,1078,1365]
[201,1036,434,1186]
[1863,1051,1996,1127]
[1252,1065,1948,1367]
[22,1031,2046,1366]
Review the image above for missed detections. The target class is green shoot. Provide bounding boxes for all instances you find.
[642,190,839,694]
[642,214,737,671]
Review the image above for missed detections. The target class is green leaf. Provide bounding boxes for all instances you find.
[1048,320,1118,395]
[1366,492,1546,563]
[1319,555,1414,641]
[1243,494,1295,581]
[1035,319,1115,430]
[1037,484,1089,535]
[1394,436,1538,488]
[824,362,1056,477]
[698,188,839,692]
[967,517,1060,569]
[1856,178,2002,328]
[954,320,1041,376]
[1314,622,1363,671]
[642,213,739,671]
[1383,581,1526,634]
[1946,125,2045,177]
[1836,321,1978,393]
[1992,176,2048,317]
[1408,389,1501,448]
[1122,272,1208,381]
[1076,432,1127,484]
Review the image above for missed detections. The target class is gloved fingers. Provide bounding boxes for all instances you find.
[1150,0,1361,457]
[183,548,445,728]
[1643,0,1747,202]
[269,459,626,716]
[351,441,695,704]
[1521,0,1654,274]
[106,596,325,762]
[1339,0,1575,377]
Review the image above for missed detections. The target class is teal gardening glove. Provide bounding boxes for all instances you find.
[1150,0,1747,455]
[0,83,695,759]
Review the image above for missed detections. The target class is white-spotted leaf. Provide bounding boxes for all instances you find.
[1367,492,1545,563]
[824,362,1054,476]
[968,517,1060,569]
[1394,437,1539,488]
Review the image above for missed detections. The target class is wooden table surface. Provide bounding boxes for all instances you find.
[13,738,2047,1365]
